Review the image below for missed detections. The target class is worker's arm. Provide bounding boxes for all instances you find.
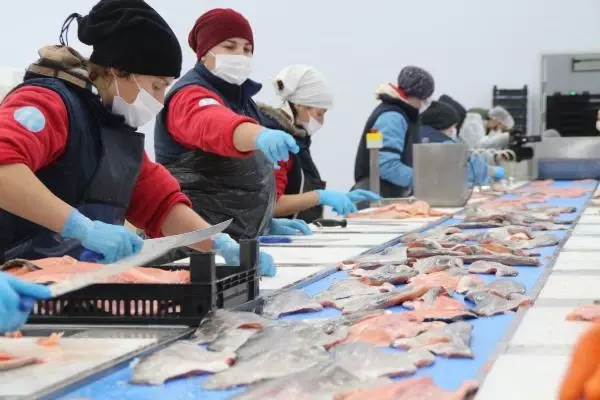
[125,153,211,252]
[166,86,259,157]
[272,158,320,216]
[0,86,74,233]
[375,111,413,187]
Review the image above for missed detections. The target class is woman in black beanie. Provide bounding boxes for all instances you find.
[0,0,257,271]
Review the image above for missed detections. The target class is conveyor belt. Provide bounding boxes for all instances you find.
[57,181,595,400]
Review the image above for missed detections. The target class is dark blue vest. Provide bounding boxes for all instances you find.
[0,75,144,263]
[353,95,420,198]
[420,125,453,143]
[154,63,275,240]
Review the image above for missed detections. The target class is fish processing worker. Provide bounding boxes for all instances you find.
[259,65,381,221]
[419,101,505,185]
[0,1,275,275]
[460,106,515,149]
[353,66,435,198]
[154,8,312,245]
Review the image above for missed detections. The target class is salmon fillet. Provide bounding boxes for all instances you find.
[348,200,448,220]
[334,376,479,400]
[0,352,43,371]
[566,304,600,322]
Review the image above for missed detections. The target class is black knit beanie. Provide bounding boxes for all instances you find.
[421,101,459,131]
[73,0,182,77]
[439,94,467,130]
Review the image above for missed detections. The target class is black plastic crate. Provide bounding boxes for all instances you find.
[493,85,528,132]
[27,239,260,326]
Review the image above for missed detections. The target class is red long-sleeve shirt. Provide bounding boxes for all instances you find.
[166,86,257,158]
[0,85,191,238]
[275,159,293,200]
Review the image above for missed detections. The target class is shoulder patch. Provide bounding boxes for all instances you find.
[198,98,220,108]
[13,106,46,133]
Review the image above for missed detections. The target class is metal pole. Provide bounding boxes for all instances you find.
[369,148,380,195]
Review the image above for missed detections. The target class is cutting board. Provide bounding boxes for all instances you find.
[0,337,157,397]
[563,236,600,251]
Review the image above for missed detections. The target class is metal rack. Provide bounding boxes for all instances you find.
[493,85,528,132]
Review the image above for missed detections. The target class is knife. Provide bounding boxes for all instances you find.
[47,219,232,299]
[258,236,344,244]
[313,219,348,228]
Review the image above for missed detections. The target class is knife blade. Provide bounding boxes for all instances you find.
[48,219,232,298]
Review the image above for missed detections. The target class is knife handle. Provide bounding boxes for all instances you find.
[81,250,103,263]
[313,219,348,228]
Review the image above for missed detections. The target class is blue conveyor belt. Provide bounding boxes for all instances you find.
[60,180,596,400]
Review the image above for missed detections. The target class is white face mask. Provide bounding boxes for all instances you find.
[419,99,431,114]
[111,74,163,128]
[302,116,323,136]
[209,52,253,85]
[447,127,458,140]
[596,120,600,131]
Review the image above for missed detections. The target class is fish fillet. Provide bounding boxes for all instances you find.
[130,341,233,385]
[334,376,479,400]
[315,279,395,307]
[481,279,526,299]
[191,309,271,344]
[339,285,429,314]
[349,264,417,285]
[403,288,477,322]
[339,313,445,346]
[262,289,323,319]
[207,328,259,353]
[408,268,468,292]
[566,304,600,322]
[203,344,329,389]
[392,321,474,359]
[467,260,518,277]
[413,256,464,274]
[460,254,539,266]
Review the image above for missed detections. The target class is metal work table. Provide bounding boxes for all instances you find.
[3,180,594,400]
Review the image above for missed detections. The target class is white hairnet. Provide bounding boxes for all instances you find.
[488,106,515,129]
[460,112,510,149]
[273,65,333,109]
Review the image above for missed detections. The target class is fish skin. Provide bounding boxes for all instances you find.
[315,279,395,307]
[262,289,323,319]
[456,275,486,294]
[392,321,473,359]
[466,291,523,317]
[350,264,417,286]
[467,260,519,277]
[460,253,540,266]
[340,285,429,315]
[407,248,465,258]
[233,361,390,400]
[190,309,272,344]
[203,344,329,390]
[413,256,464,274]
[402,288,477,322]
[482,279,527,299]
[207,328,258,353]
[130,341,233,385]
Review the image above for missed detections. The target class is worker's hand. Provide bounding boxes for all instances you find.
[256,128,299,164]
[489,166,505,180]
[0,272,52,333]
[316,190,358,216]
[61,210,144,264]
[213,233,276,276]
[559,322,600,400]
[269,218,312,235]
[258,252,277,277]
[346,189,382,203]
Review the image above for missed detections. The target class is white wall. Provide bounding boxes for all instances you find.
[1,0,600,192]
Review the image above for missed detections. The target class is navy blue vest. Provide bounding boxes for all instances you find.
[0,75,144,262]
[154,63,275,240]
[420,125,453,143]
[353,95,420,198]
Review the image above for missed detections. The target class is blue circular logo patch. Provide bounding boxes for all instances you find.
[13,106,46,133]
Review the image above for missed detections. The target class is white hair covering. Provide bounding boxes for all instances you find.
[273,65,333,109]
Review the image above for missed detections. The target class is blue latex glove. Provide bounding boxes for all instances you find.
[256,128,299,164]
[269,218,312,236]
[61,209,144,264]
[213,233,276,276]
[0,272,52,332]
[492,166,505,180]
[346,189,382,203]
[317,189,381,216]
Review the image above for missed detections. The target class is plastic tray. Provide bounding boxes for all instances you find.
[27,240,260,326]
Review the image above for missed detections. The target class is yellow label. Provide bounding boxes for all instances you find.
[366,132,383,142]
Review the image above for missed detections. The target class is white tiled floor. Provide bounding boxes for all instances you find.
[553,252,600,271]
[577,215,600,224]
[538,274,600,300]
[509,307,589,347]
[562,236,600,251]
[476,354,569,400]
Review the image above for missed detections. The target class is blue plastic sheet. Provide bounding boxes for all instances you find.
[61,180,595,400]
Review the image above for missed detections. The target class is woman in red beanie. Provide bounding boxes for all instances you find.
[154,8,312,252]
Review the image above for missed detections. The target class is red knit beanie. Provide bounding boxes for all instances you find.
[188,8,254,59]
